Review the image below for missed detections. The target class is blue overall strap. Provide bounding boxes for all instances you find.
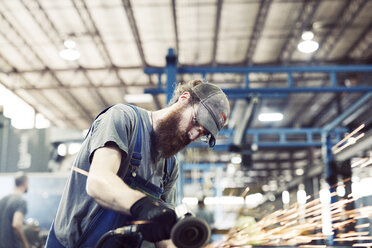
[85,104,142,168]
[162,156,175,186]
[167,157,175,175]
[127,105,142,169]
[124,105,164,199]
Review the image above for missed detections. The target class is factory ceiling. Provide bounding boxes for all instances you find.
[1,0,372,192]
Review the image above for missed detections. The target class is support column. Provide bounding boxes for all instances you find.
[165,48,177,104]
[322,132,338,245]
[339,159,355,245]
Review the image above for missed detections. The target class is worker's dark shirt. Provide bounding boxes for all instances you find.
[0,194,27,248]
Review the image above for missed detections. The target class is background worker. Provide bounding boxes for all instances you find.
[45,79,230,248]
[0,171,30,248]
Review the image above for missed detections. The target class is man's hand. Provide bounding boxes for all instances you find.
[130,196,177,242]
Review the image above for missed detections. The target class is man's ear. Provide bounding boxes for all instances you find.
[178,91,191,103]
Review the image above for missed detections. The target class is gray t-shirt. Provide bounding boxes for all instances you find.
[0,194,28,248]
[53,104,178,247]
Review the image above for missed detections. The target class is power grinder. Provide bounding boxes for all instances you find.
[171,204,211,248]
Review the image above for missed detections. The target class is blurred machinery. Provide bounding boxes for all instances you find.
[23,218,48,248]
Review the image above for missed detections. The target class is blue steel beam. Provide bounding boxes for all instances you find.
[219,127,347,136]
[323,92,372,132]
[165,48,177,103]
[187,127,347,150]
[210,142,324,151]
[145,64,372,96]
[146,86,372,97]
[182,163,224,171]
[145,50,372,97]
[145,64,372,74]
[146,86,372,95]
[191,142,327,151]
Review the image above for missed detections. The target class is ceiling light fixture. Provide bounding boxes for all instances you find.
[258,112,283,122]
[231,155,242,164]
[57,144,67,156]
[301,31,314,40]
[295,168,304,176]
[298,40,319,54]
[282,190,290,204]
[297,189,307,204]
[297,31,319,54]
[59,39,80,61]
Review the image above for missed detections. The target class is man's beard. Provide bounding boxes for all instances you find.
[153,105,191,158]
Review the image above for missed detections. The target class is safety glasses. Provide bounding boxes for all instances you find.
[191,108,211,144]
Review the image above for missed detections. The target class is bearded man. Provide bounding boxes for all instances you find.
[45,80,230,248]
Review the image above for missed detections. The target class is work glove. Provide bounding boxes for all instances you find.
[130,196,177,242]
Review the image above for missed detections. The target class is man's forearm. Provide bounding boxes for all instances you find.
[13,226,29,248]
[86,146,145,214]
[86,170,145,214]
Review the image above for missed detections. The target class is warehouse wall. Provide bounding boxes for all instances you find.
[0,114,50,173]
